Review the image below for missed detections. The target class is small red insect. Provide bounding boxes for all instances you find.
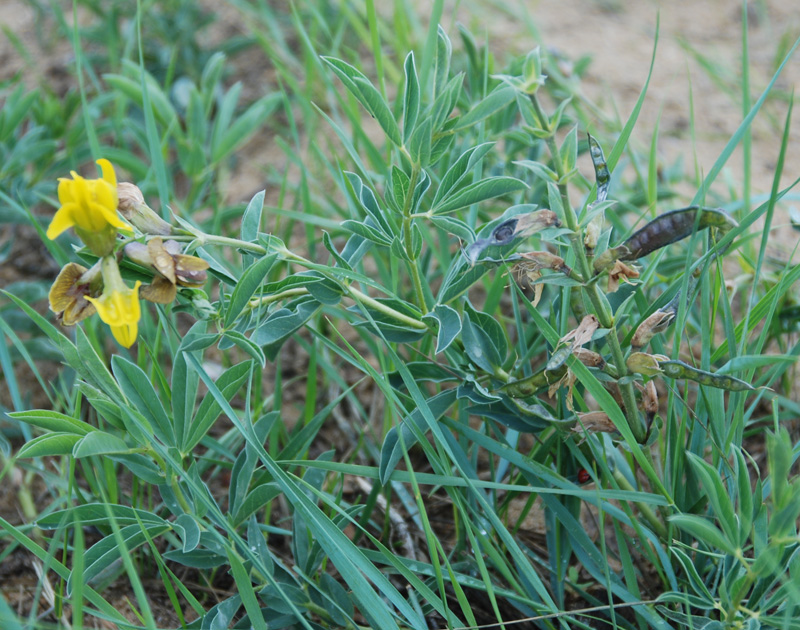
[577,468,591,484]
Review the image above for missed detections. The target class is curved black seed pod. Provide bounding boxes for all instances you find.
[587,134,610,203]
[594,206,737,273]
[659,360,754,392]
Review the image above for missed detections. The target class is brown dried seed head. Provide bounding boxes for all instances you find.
[574,411,617,433]
[642,380,658,416]
[573,348,605,368]
[631,309,675,348]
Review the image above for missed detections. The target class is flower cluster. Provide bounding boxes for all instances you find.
[47,160,208,348]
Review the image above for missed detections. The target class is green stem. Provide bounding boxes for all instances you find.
[530,93,646,443]
[612,469,667,539]
[402,166,428,314]
[182,232,427,331]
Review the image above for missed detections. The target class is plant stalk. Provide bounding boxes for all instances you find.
[530,93,646,444]
[402,165,429,314]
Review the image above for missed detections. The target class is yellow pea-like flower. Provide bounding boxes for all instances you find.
[86,256,142,348]
[47,159,131,255]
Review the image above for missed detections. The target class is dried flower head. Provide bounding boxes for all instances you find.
[48,262,101,326]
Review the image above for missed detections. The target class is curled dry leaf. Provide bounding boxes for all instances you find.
[562,314,600,348]
[548,368,577,410]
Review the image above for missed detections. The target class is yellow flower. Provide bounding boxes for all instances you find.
[85,256,142,348]
[47,159,131,255]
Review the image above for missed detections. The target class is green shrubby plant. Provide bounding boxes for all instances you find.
[2,5,800,630]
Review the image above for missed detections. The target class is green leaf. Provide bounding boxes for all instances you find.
[560,125,579,176]
[211,94,280,164]
[669,514,737,555]
[252,296,322,360]
[224,253,278,328]
[173,514,202,553]
[38,504,167,529]
[432,142,496,207]
[429,215,476,243]
[228,548,268,630]
[185,361,253,452]
[17,433,82,458]
[734,449,754,547]
[241,190,265,243]
[686,452,739,549]
[345,172,394,236]
[461,305,506,372]
[402,52,420,144]
[112,355,174,446]
[423,304,462,354]
[8,410,95,436]
[380,389,458,484]
[432,176,527,215]
[451,86,516,131]
[408,117,432,166]
[323,56,402,146]
[433,25,452,100]
[173,321,206,452]
[73,431,131,458]
[389,166,411,213]
[233,483,282,527]
[222,331,267,367]
[72,524,170,591]
[341,219,393,246]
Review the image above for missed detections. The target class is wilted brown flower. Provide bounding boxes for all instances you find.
[125,238,209,304]
[607,260,639,293]
[48,262,101,325]
[514,250,569,307]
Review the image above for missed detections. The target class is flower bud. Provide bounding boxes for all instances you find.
[117,183,172,236]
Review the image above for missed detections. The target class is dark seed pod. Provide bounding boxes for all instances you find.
[594,206,738,273]
[659,360,754,392]
[587,134,610,203]
[491,218,518,245]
